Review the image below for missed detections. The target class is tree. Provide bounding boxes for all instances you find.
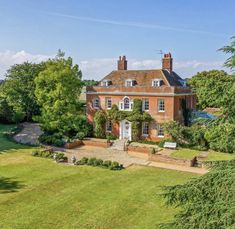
[219,36,235,72]
[161,160,235,229]
[34,55,83,137]
[188,70,235,110]
[1,62,45,122]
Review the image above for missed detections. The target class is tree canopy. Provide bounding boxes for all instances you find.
[0,62,45,122]
[188,70,235,110]
[161,160,235,229]
[34,55,84,137]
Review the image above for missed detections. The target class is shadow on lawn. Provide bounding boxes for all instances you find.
[0,177,25,194]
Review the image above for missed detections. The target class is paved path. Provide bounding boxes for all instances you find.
[65,146,149,168]
[64,146,208,174]
[13,122,42,145]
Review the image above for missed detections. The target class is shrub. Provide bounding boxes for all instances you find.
[94,110,107,138]
[54,152,68,162]
[71,156,76,164]
[87,157,97,166]
[76,132,86,140]
[94,158,103,166]
[103,160,112,168]
[80,157,88,165]
[39,133,64,147]
[32,150,40,156]
[106,133,117,142]
[110,161,121,170]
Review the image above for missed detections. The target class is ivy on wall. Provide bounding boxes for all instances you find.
[94,99,152,140]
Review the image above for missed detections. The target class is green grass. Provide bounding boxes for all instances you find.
[0,124,197,229]
[206,151,235,161]
[171,148,201,159]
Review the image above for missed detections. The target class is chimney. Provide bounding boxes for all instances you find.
[117,55,127,70]
[162,53,173,73]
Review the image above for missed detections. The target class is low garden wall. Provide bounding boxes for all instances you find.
[149,153,197,167]
[65,138,112,149]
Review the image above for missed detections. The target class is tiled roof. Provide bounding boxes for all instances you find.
[100,69,184,87]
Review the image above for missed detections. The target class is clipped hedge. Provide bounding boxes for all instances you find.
[75,157,124,170]
[32,149,68,162]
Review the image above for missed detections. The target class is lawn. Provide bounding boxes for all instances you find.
[0,124,197,229]
[207,151,235,161]
[170,148,201,159]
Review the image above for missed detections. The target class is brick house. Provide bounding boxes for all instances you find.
[86,53,196,141]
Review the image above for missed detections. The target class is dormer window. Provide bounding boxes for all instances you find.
[125,79,135,87]
[101,80,111,87]
[152,79,162,87]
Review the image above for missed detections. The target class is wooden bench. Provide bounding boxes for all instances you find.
[163,142,177,149]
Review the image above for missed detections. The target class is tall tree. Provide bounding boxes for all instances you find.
[34,55,83,137]
[161,160,235,229]
[188,70,235,109]
[1,62,45,122]
[219,36,235,72]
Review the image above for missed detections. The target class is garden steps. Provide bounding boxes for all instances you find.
[109,139,127,151]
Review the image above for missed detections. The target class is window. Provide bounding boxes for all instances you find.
[142,99,149,111]
[93,98,100,109]
[158,99,165,112]
[119,97,133,111]
[142,122,149,136]
[105,97,112,109]
[102,80,111,86]
[157,124,164,137]
[152,79,162,87]
[125,79,135,87]
[106,120,112,132]
[124,97,130,110]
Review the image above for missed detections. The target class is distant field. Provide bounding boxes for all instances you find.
[0,124,196,229]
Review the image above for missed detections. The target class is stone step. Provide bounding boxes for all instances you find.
[109,139,127,151]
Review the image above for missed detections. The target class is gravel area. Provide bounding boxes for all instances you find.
[65,146,150,168]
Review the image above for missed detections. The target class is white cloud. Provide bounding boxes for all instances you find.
[0,50,53,79]
[0,50,226,80]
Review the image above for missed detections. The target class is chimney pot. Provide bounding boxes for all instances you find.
[162,52,173,73]
[117,55,127,70]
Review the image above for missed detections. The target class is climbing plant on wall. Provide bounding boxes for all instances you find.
[106,99,152,141]
[94,110,107,138]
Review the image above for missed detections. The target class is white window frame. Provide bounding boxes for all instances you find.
[105,97,112,109]
[142,122,149,136]
[158,99,165,112]
[157,124,164,137]
[101,80,111,87]
[142,99,149,111]
[152,79,162,87]
[119,96,133,111]
[93,98,100,109]
[125,79,134,87]
[106,120,112,132]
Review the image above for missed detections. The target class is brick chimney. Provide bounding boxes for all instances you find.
[117,56,127,70]
[162,53,173,73]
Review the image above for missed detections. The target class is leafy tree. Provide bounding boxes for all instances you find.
[1,62,45,122]
[161,160,235,229]
[205,120,235,153]
[219,36,235,72]
[34,55,83,137]
[188,70,235,109]
[82,79,99,86]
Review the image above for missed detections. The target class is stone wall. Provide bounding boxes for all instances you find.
[65,139,112,149]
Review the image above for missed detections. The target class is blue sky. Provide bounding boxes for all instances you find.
[0,0,234,79]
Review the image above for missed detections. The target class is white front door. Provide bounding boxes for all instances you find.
[120,120,132,140]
